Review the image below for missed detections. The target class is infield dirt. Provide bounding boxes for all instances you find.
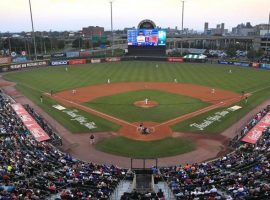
[49,82,242,141]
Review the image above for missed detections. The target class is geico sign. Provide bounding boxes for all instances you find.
[51,61,68,66]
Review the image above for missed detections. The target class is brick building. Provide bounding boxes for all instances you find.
[82,26,104,37]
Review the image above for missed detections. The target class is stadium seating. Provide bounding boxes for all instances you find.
[160,108,270,200]
[0,91,269,200]
[0,93,127,199]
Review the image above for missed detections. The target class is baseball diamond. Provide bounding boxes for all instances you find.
[3,61,270,160]
[1,2,270,199]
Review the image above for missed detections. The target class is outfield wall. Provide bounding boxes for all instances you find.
[1,55,270,73]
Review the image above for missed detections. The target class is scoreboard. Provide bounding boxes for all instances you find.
[127,29,166,46]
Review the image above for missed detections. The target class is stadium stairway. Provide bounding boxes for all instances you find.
[110,179,134,200]
[154,181,176,200]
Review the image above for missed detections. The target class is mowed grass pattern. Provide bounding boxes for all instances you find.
[5,61,270,94]
[4,61,270,134]
[84,90,209,122]
[96,137,195,158]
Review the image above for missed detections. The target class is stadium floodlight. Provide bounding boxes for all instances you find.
[28,0,37,60]
[110,1,114,56]
[266,12,270,55]
[180,0,185,56]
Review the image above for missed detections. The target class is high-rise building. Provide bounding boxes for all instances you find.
[221,23,225,32]
[204,22,209,33]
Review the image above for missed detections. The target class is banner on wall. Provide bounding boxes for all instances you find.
[233,62,250,67]
[51,60,68,66]
[12,57,28,63]
[0,57,12,64]
[167,57,184,62]
[66,51,80,58]
[51,52,66,58]
[241,112,270,144]
[68,59,86,65]
[260,63,270,69]
[11,103,50,142]
[79,51,91,57]
[252,62,260,68]
[10,61,47,69]
[91,58,101,63]
[105,57,121,62]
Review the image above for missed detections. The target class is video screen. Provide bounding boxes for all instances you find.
[127,29,166,46]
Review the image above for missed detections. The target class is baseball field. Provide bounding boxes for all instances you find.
[4,61,270,158]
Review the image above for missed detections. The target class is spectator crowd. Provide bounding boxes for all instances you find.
[160,107,270,200]
[0,93,127,200]
[0,90,269,200]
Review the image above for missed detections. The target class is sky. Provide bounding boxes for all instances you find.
[0,0,269,32]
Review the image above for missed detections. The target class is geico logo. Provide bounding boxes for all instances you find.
[52,61,67,65]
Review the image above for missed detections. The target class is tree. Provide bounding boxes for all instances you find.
[226,46,237,57]
[247,49,265,60]
[247,49,257,59]
[72,38,83,48]
[57,40,65,49]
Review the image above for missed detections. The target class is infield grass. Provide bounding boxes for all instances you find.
[84,89,209,122]
[96,136,195,158]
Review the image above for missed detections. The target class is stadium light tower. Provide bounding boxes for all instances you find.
[28,0,37,60]
[266,11,270,55]
[110,1,114,56]
[180,0,185,56]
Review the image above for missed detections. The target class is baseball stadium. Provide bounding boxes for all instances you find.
[0,16,270,199]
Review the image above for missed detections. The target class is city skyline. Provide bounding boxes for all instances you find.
[0,0,269,32]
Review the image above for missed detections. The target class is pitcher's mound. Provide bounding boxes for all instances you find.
[134,100,158,108]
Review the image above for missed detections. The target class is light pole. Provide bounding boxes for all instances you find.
[28,0,37,60]
[110,1,114,56]
[265,12,270,55]
[180,0,185,56]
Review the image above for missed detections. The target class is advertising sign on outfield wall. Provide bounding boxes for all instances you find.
[66,51,80,58]
[167,57,184,62]
[91,59,101,63]
[51,52,66,58]
[79,51,91,57]
[105,57,121,62]
[69,59,86,65]
[12,56,28,63]
[233,62,250,67]
[260,63,270,69]
[0,57,12,64]
[218,60,229,65]
[51,60,68,66]
[10,61,47,70]
[252,62,260,68]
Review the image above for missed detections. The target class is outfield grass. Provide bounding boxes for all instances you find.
[4,61,270,134]
[96,136,195,158]
[84,89,209,122]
